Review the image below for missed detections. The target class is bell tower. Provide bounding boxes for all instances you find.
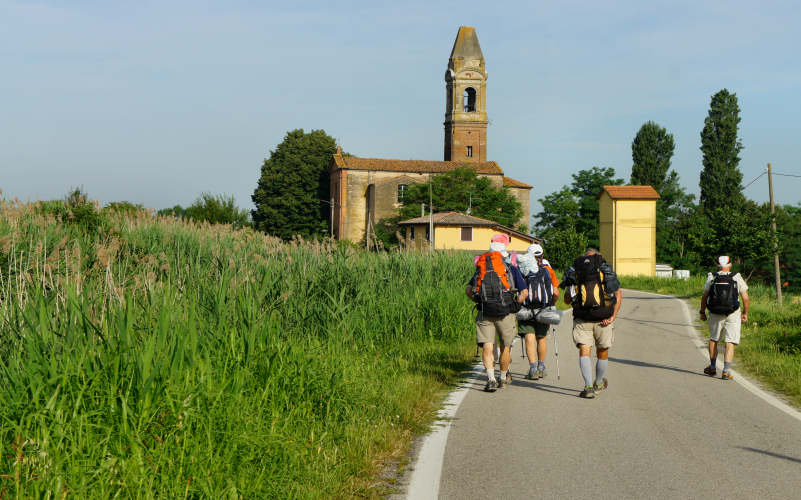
[444,26,488,163]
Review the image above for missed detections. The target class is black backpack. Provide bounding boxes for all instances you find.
[707,273,740,315]
[572,254,616,321]
[525,267,553,310]
[475,252,519,316]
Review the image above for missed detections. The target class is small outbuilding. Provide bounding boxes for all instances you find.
[398,211,537,252]
[598,185,660,276]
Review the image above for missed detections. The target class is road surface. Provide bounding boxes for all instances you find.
[432,289,801,499]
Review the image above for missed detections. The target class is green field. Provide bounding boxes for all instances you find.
[0,201,478,498]
[620,275,801,406]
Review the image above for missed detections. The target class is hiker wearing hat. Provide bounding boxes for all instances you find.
[699,256,750,380]
[560,249,622,399]
[467,238,528,392]
[517,243,560,380]
[475,233,519,367]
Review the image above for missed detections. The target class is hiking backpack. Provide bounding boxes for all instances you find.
[524,267,553,310]
[474,251,519,316]
[572,254,616,321]
[707,273,740,315]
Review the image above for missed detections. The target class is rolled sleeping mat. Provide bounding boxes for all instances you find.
[535,306,563,325]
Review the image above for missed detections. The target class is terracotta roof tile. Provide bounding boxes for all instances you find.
[398,211,538,243]
[503,176,533,189]
[332,154,503,175]
[600,185,660,200]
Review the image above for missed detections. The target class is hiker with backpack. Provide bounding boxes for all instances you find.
[560,249,622,399]
[517,244,560,380]
[466,240,529,392]
[699,256,750,380]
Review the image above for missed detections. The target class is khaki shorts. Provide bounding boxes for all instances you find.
[708,310,741,344]
[572,318,614,349]
[518,320,550,338]
[476,313,517,347]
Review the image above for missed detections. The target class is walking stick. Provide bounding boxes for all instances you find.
[553,325,560,380]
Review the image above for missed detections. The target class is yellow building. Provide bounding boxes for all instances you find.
[398,212,537,252]
[598,185,660,276]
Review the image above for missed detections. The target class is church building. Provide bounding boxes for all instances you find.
[330,26,532,243]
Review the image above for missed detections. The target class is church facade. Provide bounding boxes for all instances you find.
[330,26,532,243]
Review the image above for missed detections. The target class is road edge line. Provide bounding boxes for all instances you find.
[628,288,801,424]
[404,362,483,500]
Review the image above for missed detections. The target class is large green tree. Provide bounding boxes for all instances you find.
[699,89,744,213]
[374,167,523,248]
[631,121,675,192]
[251,129,337,239]
[534,167,623,251]
[186,193,250,227]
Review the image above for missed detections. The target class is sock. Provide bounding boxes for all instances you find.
[596,359,608,383]
[500,370,507,381]
[530,362,537,370]
[723,361,731,372]
[710,357,717,368]
[537,361,545,371]
[579,356,593,387]
[487,368,495,381]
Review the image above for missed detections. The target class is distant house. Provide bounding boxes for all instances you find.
[398,211,537,252]
[598,185,660,276]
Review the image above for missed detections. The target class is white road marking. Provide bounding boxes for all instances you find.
[630,288,801,424]
[405,363,483,500]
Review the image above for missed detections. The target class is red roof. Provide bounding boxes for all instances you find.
[331,153,503,175]
[503,177,533,189]
[599,185,660,200]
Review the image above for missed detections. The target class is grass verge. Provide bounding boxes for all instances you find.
[620,275,801,407]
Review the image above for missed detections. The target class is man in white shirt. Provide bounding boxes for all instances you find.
[699,256,750,380]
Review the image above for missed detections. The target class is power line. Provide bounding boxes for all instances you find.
[742,171,767,191]
[774,172,801,178]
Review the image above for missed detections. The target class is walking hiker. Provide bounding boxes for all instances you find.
[699,256,750,380]
[561,249,622,399]
[517,244,560,380]
[467,239,528,392]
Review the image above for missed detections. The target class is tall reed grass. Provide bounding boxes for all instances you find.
[0,200,477,498]
[620,275,801,406]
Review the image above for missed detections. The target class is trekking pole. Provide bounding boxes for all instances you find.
[521,336,526,358]
[553,325,560,380]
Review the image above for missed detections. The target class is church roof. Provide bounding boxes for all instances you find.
[332,154,503,175]
[503,177,533,189]
[599,185,661,200]
[450,26,484,61]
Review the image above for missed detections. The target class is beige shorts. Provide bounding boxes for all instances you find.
[476,313,517,347]
[708,310,741,344]
[572,318,615,349]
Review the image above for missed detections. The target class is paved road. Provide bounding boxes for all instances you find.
[438,289,801,500]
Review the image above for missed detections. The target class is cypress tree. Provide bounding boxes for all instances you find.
[699,89,744,213]
[631,121,675,192]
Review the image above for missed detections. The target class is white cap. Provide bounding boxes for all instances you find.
[528,243,543,256]
[717,256,731,268]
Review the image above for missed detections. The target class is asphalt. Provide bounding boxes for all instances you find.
[437,289,801,500]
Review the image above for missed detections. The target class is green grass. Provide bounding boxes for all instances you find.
[0,202,479,498]
[620,275,801,407]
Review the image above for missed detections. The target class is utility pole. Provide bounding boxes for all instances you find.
[330,197,334,238]
[767,163,783,307]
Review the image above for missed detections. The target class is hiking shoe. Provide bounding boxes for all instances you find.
[525,367,538,380]
[498,375,506,389]
[721,371,733,381]
[484,378,498,392]
[537,369,546,379]
[506,372,512,384]
[579,386,596,399]
[593,377,608,393]
[703,366,717,377]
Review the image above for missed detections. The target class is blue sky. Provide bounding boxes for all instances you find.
[2,0,800,222]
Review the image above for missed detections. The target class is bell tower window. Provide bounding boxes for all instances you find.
[463,87,476,112]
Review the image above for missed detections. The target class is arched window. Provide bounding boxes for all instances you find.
[463,87,477,112]
[397,184,408,202]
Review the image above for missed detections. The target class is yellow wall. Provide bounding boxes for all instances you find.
[600,198,656,276]
[404,224,534,252]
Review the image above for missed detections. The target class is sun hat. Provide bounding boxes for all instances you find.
[528,243,544,257]
[717,256,731,268]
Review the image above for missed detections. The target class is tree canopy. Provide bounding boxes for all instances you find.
[631,121,675,192]
[251,129,337,239]
[700,89,744,213]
